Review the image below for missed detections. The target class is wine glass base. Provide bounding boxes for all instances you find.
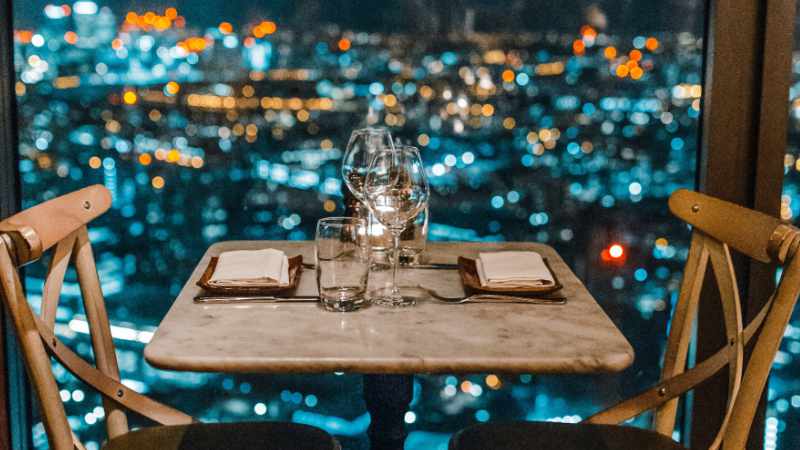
[370,289,416,308]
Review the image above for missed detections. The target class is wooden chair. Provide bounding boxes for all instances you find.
[450,189,800,450]
[0,185,340,450]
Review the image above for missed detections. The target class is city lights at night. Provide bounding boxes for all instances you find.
[7,1,800,449]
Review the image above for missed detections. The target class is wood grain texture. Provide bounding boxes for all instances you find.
[0,184,110,265]
[669,189,779,263]
[585,191,800,450]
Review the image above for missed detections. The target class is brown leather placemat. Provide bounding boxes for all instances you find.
[458,256,563,296]
[196,254,303,296]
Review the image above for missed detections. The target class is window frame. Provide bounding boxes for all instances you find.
[0,0,26,449]
[692,0,795,448]
[0,1,795,449]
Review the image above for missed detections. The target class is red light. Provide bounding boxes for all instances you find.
[601,243,626,265]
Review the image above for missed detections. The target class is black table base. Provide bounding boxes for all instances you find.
[363,374,413,450]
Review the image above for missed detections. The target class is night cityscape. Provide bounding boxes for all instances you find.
[8,1,800,449]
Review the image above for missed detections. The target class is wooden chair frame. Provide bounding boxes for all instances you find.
[0,185,193,450]
[3,185,799,450]
[582,189,800,450]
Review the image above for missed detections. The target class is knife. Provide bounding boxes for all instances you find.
[403,263,460,270]
[302,262,459,270]
[193,295,319,304]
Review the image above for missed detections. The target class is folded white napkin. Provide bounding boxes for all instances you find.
[476,251,555,288]
[208,249,290,287]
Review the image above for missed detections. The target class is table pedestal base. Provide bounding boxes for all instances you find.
[363,374,413,450]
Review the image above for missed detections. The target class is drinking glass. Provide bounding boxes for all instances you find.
[364,145,430,307]
[315,217,370,312]
[341,128,395,254]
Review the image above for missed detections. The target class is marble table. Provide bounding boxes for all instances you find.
[145,241,634,449]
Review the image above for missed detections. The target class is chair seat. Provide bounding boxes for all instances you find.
[103,421,339,450]
[449,421,686,450]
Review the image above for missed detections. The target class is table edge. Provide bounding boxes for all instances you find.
[145,240,636,375]
[144,346,634,375]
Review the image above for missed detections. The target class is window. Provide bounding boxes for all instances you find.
[11,1,709,448]
[771,7,800,448]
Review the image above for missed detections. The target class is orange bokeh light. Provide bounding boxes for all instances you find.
[180,37,207,53]
[629,49,643,62]
[501,69,515,83]
[253,21,277,38]
[645,37,659,51]
[218,22,233,34]
[572,39,585,55]
[122,91,138,105]
[579,25,597,38]
[338,38,351,51]
[15,30,33,44]
[165,81,180,95]
[603,46,617,59]
[262,21,277,34]
[63,31,78,45]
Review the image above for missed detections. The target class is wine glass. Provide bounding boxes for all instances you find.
[342,128,395,203]
[341,128,395,256]
[364,145,430,307]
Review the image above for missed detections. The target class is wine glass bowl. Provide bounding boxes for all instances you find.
[341,128,395,203]
[341,128,396,256]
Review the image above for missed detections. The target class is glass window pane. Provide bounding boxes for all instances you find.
[773,5,800,448]
[11,2,704,448]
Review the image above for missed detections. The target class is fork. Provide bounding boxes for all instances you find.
[411,285,566,305]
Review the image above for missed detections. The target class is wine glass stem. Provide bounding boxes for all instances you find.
[390,228,402,296]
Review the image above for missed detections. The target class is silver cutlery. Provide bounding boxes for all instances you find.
[302,262,458,270]
[412,285,566,305]
[401,263,459,270]
[193,295,319,304]
[443,294,566,305]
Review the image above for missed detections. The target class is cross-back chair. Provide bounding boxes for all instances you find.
[450,189,800,450]
[0,185,339,450]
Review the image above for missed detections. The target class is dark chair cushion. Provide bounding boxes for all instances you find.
[103,421,339,450]
[449,421,686,450]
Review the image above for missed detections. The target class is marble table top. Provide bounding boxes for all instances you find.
[144,241,634,375]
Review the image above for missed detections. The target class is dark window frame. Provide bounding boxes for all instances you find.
[0,1,795,449]
[1,0,31,449]
[692,0,795,448]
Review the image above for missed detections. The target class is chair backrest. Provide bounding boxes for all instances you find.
[0,185,191,450]
[586,189,800,450]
